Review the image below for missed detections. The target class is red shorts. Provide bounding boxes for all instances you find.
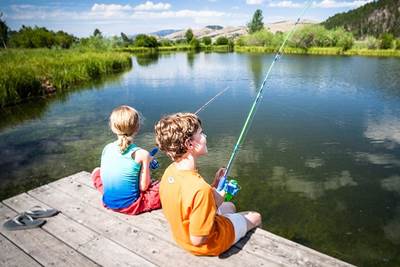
[91,168,161,215]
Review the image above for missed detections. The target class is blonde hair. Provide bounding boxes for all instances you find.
[155,112,201,161]
[109,105,140,153]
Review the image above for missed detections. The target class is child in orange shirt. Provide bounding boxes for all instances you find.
[155,112,261,256]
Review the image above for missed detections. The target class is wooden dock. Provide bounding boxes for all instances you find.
[0,171,354,267]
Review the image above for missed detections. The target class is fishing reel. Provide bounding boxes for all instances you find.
[149,147,160,170]
[216,176,241,201]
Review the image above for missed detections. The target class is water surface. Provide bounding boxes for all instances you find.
[1,52,400,266]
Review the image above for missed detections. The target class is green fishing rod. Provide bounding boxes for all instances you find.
[217,1,312,194]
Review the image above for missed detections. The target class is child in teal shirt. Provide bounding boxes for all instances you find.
[91,105,161,214]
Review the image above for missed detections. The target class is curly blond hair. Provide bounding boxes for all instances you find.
[155,113,201,161]
[109,105,140,153]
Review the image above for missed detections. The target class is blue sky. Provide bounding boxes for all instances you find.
[0,0,373,37]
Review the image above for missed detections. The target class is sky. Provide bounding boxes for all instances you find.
[0,0,374,37]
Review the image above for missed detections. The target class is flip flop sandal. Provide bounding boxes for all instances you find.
[3,213,46,231]
[24,206,59,219]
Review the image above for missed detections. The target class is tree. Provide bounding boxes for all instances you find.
[185,28,194,43]
[120,32,132,46]
[247,9,264,34]
[0,12,8,48]
[8,26,76,48]
[202,36,212,46]
[55,30,75,48]
[93,28,102,38]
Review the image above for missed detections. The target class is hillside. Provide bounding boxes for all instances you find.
[322,0,400,38]
[162,20,317,41]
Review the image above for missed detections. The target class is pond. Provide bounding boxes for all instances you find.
[1,51,400,266]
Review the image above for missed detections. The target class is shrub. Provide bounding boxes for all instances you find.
[333,28,354,50]
[215,36,229,45]
[159,39,173,46]
[202,36,212,46]
[380,33,394,49]
[366,36,379,49]
[134,34,158,48]
[190,38,200,50]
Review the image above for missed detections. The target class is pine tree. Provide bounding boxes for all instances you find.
[0,12,8,48]
[247,9,264,34]
[185,29,194,43]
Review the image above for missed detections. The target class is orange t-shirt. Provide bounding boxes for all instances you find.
[160,163,235,256]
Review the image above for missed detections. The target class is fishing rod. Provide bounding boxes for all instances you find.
[217,0,313,191]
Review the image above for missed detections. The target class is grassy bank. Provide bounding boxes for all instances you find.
[235,46,400,57]
[0,49,132,107]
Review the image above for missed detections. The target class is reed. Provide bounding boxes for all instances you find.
[0,49,132,107]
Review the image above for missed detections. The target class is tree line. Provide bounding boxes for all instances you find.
[1,8,400,51]
[322,0,400,38]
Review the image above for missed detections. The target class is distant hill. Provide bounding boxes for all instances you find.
[162,20,317,41]
[322,0,400,38]
[205,25,223,30]
[266,19,317,33]
[150,29,181,37]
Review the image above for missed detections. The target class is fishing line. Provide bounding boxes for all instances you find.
[194,86,230,115]
[222,0,313,179]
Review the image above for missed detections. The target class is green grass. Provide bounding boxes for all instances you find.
[0,49,132,107]
[234,46,400,57]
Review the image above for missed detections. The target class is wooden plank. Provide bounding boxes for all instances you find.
[3,193,156,267]
[235,229,354,267]
[28,184,219,267]
[0,234,41,267]
[0,203,97,267]
[46,175,280,266]
[75,172,352,266]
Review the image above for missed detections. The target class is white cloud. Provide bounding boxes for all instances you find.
[131,10,225,19]
[134,1,171,11]
[364,113,400,146]
[267,0,372,9]
[269,1,303,8]
[10,4,37,10]
[313,0,374,8]
[246,0,264,5]
[91,4,134,12]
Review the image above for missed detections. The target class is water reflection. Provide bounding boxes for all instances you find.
[136,52,160,67]
[0,99,49,130]
[187,51,198,68]
[268,166,357,199]
[247,53,265,93]
[365,112,400,147]
[355,152,400,167]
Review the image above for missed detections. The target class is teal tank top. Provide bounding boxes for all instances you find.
[100,142,142,209]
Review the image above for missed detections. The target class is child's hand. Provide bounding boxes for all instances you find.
[211,167,226,188]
